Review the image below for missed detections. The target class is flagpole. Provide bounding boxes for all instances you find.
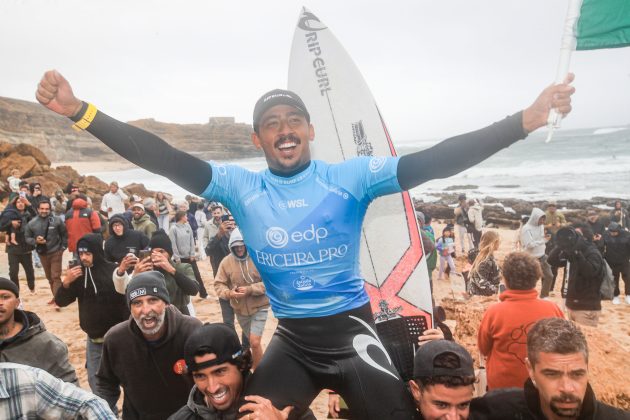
[546,0,583,143]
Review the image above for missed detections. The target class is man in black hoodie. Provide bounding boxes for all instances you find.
[548,224,605,327]
[96,272,202,419]
[603,222,630,305]
[104,213,149,267]
[0,277,77,384]
[55,233,129,392]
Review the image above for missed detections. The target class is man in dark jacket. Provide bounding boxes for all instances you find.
[4,210,36,293]
[55,233,130,393]
[548,224,605,327]
[169,324,296,420]
[103,213,149,267]
[587,210,606,251]
[603,222,630,305]
[26,182,49,211]
[473,318,630,420]
[25,200,67,303]
[96,272,202,419]
[0,277,77,384]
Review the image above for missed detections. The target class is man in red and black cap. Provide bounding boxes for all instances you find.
[169,323,302,420]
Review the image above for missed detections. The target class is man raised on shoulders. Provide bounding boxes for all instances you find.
[37,68,574,418]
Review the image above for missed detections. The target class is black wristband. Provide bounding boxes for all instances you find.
[69,101,88,122]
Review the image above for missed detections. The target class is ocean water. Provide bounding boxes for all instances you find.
[87,126,630,203]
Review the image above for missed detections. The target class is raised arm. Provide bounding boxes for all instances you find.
[397,75,575,190]
[36,70,212,195]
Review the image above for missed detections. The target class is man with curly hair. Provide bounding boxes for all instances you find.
[478,252,563,390]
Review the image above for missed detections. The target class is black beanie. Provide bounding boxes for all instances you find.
[126,271,170,307]
[149,229,173,256]
[0,277,19,298]
[184,323,242,372]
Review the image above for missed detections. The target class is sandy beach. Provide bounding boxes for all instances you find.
[5,223,629,419]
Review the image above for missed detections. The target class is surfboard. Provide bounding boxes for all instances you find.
[288,9,434,373]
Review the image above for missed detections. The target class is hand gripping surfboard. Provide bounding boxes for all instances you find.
[288,8,434,380]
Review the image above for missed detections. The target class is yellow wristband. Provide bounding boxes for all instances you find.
[71,103,98,131]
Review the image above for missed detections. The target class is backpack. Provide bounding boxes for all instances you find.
[600,260,615,300]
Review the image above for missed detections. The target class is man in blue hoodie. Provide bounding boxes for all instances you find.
[55,233,129,392]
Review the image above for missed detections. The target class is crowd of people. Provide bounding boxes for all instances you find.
[0,66,627,419]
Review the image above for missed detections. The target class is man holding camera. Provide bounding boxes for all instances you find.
[25,200,67,303]
[548,224,605,327]
[55,233,130,392]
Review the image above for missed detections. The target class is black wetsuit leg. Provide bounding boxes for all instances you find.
[243,304,416,420]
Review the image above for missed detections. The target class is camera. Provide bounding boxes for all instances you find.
[221,214,231,222]
[68,259,80,268]
[555,226,579,252]
[126,247,138,256]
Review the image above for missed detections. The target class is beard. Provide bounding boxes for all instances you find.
[133,310,166,336]
[549,392,583,418]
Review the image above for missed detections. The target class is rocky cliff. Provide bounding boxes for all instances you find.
[0,96,260,162]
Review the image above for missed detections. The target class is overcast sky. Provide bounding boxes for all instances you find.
[1,0,629,142]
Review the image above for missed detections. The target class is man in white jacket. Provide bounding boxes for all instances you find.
[520,207,553,298]
[100,182,127,219]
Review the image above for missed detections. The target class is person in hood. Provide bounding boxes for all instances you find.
[55,233,130,392]
[170,210,208,298]
[113,229,199,315]
[168,323,300,420]
[214,228,270,369]
[0,277,77,384]
[103,213,149,267]
[548,224,605,327]
[95,272,202,419]
[602,222,630,305]
[65,194,101,255]
[520,207,554,298]
[131,202,157,239]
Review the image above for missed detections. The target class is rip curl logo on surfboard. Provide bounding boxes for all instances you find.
[298,11,327,32]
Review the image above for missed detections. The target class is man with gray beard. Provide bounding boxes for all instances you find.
[96,272,202,419]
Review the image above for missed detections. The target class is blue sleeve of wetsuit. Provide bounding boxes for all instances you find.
[396,112,527,190]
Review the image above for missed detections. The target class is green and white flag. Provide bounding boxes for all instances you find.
[576,0,630,50]
[546,0,630,142]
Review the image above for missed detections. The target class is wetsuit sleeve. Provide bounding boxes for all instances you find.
[79,108,212,195]
[397,112,526,190]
